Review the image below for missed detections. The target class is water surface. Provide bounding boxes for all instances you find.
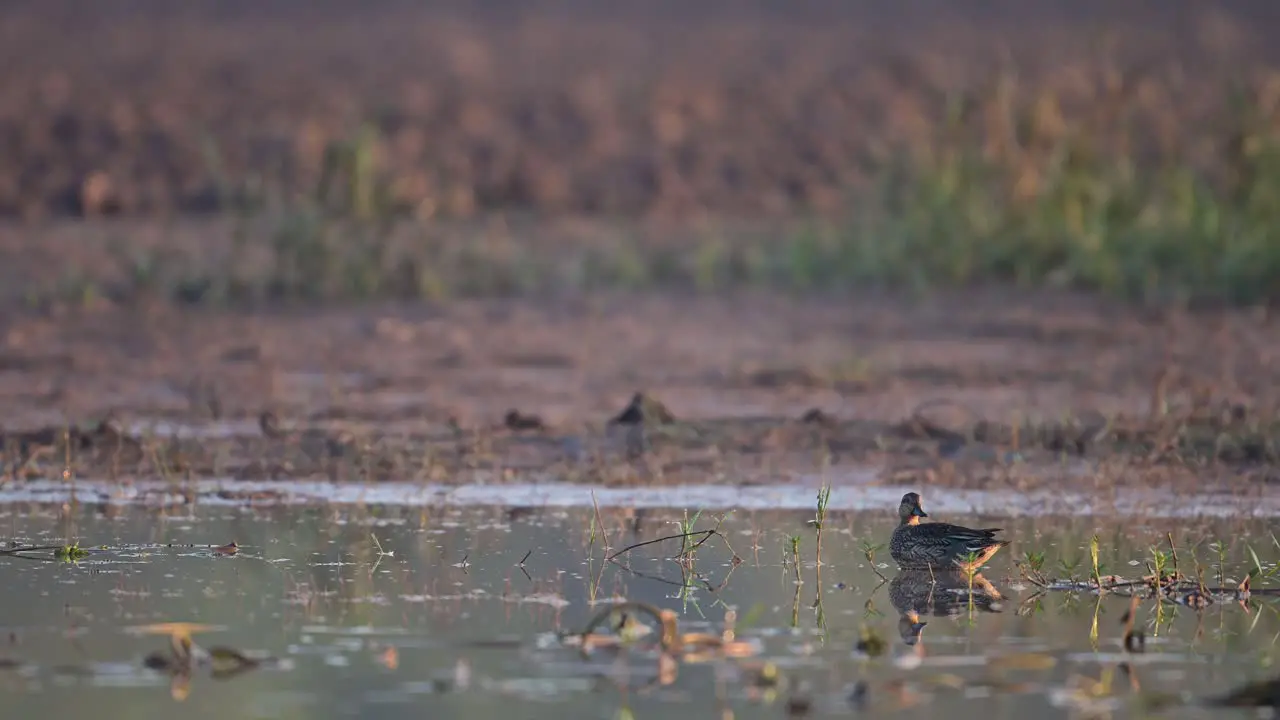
[1,503,1277,719]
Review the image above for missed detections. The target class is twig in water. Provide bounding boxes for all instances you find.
[607,530,718,563]
[1017,562,1051,589]
[0,544,68,556]
[370,533,394,557]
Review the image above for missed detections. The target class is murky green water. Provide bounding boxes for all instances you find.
[1,502,1278,719]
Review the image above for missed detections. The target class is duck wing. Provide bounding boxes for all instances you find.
[923,522,1003,539]
[912,524,1009,557]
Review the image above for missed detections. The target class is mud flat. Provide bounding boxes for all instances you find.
[0,290,1276,494]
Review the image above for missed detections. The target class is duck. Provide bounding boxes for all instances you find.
[889,492,1010,572]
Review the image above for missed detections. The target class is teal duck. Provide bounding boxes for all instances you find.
[889,492,1009,572]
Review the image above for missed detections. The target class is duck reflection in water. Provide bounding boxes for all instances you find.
[888,568,1004,647]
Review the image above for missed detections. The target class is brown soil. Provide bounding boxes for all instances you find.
[0,289,1276,491]
[1,1,1277,219]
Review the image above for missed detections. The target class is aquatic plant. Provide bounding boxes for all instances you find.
[54,543,90,561]
[787,535,802,586]
[860,539,888,581]
[813,484,831,568]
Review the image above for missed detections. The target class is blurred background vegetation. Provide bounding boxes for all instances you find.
[2,0,1279,308]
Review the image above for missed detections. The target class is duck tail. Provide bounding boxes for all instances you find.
[968,539,1010,567]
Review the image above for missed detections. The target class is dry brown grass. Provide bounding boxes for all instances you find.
[1,1,1277,220]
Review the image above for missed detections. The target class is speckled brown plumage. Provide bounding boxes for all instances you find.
[889,492,1010,572]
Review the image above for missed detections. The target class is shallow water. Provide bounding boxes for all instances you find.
[1,503,1278,719]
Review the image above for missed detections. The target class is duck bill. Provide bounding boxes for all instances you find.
[911,506,929,518]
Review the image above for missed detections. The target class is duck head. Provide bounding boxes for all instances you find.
[898,492,929,526]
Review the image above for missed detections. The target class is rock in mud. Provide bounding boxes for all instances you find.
[610,392,676,426]
[504,409,547,431]
[799,408,838,428]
